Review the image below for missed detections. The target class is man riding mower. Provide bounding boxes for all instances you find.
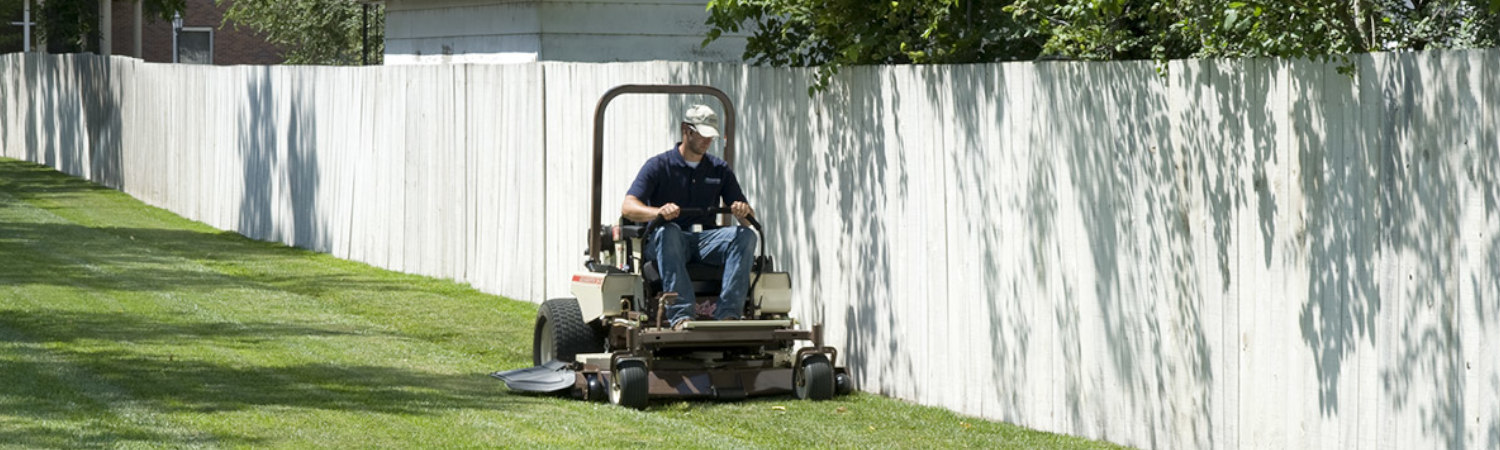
[492,85,851,409]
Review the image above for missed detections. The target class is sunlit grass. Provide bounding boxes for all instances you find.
[0,158,1124,448]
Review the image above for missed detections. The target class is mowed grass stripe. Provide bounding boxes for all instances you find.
[0,196,233,446]
[0,168,557,445]
[0,158,1124,448]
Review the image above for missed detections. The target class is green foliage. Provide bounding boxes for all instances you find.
[38,0,98,52]
[0,1,17,49]
[0,0,34,49]
[1004,0,1193,61]
[10,0,183,53]
[707,0,1040,90]
[220,0,383,65]
[707,0,1500,86]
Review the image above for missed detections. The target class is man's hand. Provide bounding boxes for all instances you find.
[658,203,681,220]
[730,201,753,219]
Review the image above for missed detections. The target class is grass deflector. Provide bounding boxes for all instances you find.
[492,85,851,409]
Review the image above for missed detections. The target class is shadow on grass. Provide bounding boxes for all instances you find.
[0,219,437,298]
[0,159,438,298]
[0,424,247,449]
[0,308,374,346]
[0,308,542,448]
[0,158,115,197]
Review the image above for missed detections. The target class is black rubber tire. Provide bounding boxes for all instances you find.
[584,374,607,402]
[610,362,649,410]
[533,298,603,366]
[834,371,853,396]
[795,355,835,401]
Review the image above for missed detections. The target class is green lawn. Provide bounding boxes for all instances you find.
[0,158,1123,449]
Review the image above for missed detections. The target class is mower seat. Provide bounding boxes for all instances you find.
[642,260,724,297]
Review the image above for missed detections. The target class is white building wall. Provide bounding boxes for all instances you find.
[4,51,1500,450]
[383,0,748,65]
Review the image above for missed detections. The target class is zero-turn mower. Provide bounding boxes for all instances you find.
[491,85,851,409]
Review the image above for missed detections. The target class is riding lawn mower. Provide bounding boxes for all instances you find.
[492,85,851,409]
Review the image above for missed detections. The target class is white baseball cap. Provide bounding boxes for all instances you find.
[683,104,720,138]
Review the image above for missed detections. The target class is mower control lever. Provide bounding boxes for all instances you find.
[646,207,760,233]
[642,206,765,274]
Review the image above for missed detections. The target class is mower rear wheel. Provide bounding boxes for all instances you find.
[533,298,603,365]
[795,355,834,400]
[610,361,649,410]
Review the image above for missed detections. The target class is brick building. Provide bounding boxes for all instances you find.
[2,0,281,63]
[107,0,282,65]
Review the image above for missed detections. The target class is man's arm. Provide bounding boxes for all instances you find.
[623,156,675,223]
[623,195,679,223]
[723,169,753,224]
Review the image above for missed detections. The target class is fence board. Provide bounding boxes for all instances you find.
[1476,48,1500,450]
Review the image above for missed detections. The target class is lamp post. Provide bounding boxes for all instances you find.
[171,12,182,63]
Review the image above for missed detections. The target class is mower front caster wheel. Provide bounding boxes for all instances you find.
[610,362,648,410]
[795,355,834,400]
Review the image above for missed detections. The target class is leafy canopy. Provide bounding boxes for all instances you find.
[220,0,383,65]
[707,0,1500,85]
[706,0,1041,89]
[3,0,184,53]
[1011,0,1500,61]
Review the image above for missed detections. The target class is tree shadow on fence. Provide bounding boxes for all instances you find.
[38,54,118,185]
[81,55,124,189]
[1481,51,1500,450]
[721,63,904,396]
[1290,56,1378,420]
[238,66,277,242]
[0,53,124,196]
[0,54,12,155]
[939,62,1032,422]
[1284,49,1499,448]
[238,66,327,252]
[1375,51,1484,449]
[1052,59,1219,446]
[826,66,905,396]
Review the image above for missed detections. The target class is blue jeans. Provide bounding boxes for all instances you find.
[647,223,757,326]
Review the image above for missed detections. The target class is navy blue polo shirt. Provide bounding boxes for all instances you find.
[626,145,747,229]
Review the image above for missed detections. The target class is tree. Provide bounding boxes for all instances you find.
[7,0,184,53]
[0,0,26,50]
[220,0,382,65]
[705,0,1040,90]
[1009,0,1500,63]
[705,0,1500,85]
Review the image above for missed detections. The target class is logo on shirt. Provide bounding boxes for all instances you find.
[705,177,722,185]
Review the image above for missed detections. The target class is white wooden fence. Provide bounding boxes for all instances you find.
[2,51,1497,450]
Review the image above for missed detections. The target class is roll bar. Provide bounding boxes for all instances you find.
[588,85,736,262]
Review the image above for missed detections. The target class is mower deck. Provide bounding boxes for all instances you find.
[494,320,843,402]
